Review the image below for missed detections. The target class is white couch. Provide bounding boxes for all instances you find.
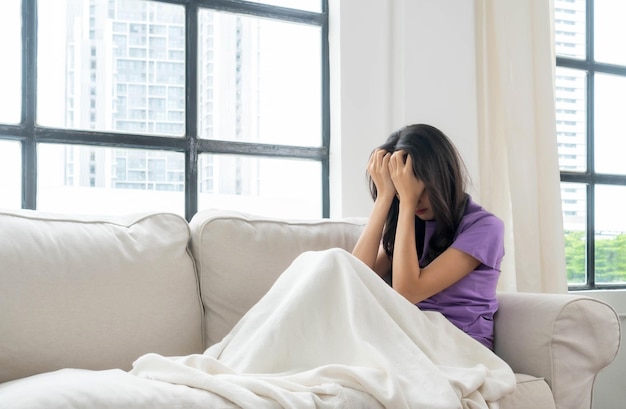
[0,209,620,408]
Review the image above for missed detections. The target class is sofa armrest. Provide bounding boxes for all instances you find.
[494,292,621,409]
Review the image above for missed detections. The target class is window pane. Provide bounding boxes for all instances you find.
[595,0,626,66]
[556,67,586,172]
[198,154,321,218]
[561,182,587,285]
[37,0,185,136]
[0,140,22,209]
[198,10,322,147]
[554,0,586,60]
[0,0,22,124]
[594,73,626,175]
[244,0,321,12]
[38,144,184,215]
[595,185,626,285]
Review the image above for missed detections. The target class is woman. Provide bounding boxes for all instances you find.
[130,124,514,408]
[352,124,504,349]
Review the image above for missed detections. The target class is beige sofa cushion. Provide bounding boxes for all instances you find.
[499,374,556,409]
[189,210,366,347]
[0,210,203,383]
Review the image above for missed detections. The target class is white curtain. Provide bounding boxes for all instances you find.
[475,0,568,293]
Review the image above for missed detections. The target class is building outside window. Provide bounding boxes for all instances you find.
[0,0,328,220]
[555,0,626,288]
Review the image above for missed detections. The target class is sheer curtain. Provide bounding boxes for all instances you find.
[475,0,568,293]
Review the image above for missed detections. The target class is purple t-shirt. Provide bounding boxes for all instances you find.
[416,197,504,350]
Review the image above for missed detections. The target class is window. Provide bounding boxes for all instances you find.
[555,0,626,289]
[0,0,328,220]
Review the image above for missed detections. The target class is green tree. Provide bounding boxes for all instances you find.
[564,230,585,284]
[595,234,626,284]
[564,231,626,285]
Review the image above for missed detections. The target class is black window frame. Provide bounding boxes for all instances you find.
[0,0,330,221]
[557,0,626,290]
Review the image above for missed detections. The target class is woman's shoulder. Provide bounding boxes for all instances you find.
[452,197,505,267]
[460,197,504,232]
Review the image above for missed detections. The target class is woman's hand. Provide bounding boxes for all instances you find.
[352,149,396,275]
[367,149,396,201]
[389,150,424,207]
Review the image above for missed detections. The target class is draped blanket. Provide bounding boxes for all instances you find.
[131,248,516,408]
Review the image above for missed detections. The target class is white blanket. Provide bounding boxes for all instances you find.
[131,248,516,408]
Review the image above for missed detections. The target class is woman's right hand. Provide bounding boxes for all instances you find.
[368,149,396,201]
[353,149,395,275]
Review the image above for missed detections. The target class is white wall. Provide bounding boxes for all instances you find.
[329,0,480,219]
[330,1,624,407]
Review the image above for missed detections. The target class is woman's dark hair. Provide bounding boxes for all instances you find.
[368,124,469,266]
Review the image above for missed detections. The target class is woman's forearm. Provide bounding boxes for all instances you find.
[391,204,421,301]
[352,198,392,269]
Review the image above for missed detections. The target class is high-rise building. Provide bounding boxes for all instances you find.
[62,0,259,196]
[554,0,587,231]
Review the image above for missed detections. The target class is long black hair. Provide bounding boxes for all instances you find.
[368,124,469,266]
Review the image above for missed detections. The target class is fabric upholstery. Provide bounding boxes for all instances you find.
[499,374,556,409]
[0,210,203,383]
[188,209,366,347]
[0,208,620,409]
[495,292,621,409]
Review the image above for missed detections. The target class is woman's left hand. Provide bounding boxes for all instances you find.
[389,150,424,207]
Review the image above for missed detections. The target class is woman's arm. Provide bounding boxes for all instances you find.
[389,151,480,304]
[394,238,480,303]
[352,150,395,277]
[352,199,393,277]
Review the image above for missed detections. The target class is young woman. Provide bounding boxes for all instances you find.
[129,124,514,408]
[352,124,505,350]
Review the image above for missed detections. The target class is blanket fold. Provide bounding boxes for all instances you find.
[131,248,515,408]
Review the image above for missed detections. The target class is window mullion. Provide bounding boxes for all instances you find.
[586,181,595,288]
[320,0,330,218]
[21,0,37,210]
[586,0,596,289]
[185,3,199,221]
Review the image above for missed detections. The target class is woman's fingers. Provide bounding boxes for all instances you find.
[367,149,396,198]
[389,150,408,174]
[404,153,413,168]
[388,151,423,204]
[369,149,391,174]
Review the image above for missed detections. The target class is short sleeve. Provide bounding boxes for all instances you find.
[451,213,504,270]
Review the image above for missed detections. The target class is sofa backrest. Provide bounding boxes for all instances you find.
[0,210,203,383]
[189,209,366,348]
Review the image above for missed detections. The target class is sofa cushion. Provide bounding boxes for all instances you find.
[0,210,203,383]
[498,374,556,409]
[189,210,366,347]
